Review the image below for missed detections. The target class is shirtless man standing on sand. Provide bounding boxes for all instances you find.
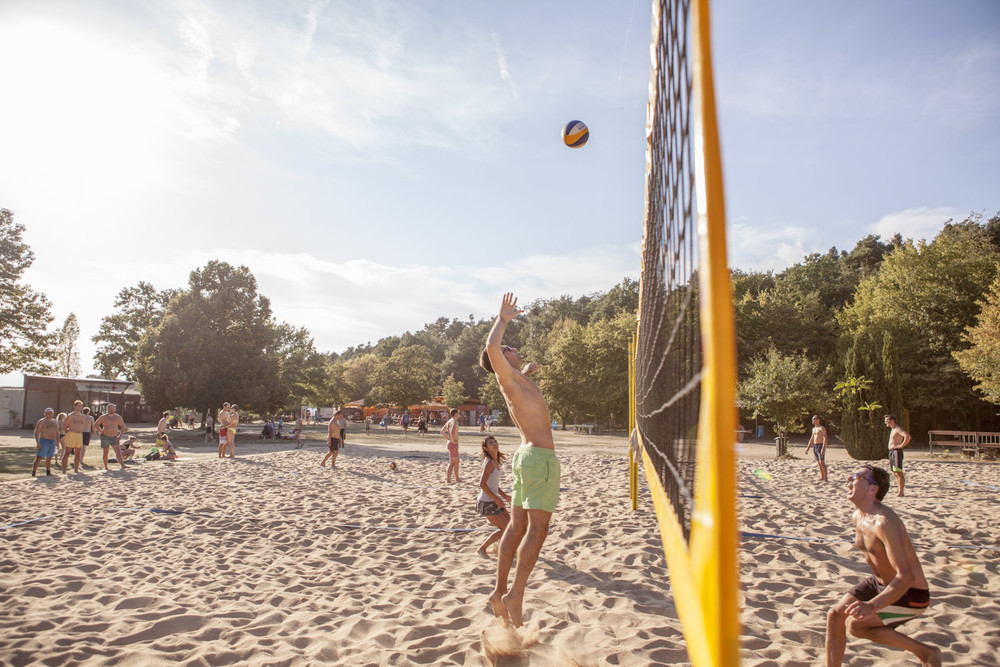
[826,465,940,666]
[32,408,59,476]
[61,400,88,474]
[218,403,231,458]
[94,403,128,471]
[441,408,461,483]
[885,414,911,497]
[480,292,559,628]
[805,414,828,482]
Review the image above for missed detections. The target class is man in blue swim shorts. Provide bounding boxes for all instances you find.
[480,292,560,628]
[32,408,60,476]
[825,465,940,666]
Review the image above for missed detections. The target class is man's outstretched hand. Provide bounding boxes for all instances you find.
[499,292,523,322]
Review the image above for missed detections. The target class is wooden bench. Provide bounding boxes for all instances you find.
[928,430,1000,456]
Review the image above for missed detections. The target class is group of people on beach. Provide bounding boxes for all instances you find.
[32,401,137,475]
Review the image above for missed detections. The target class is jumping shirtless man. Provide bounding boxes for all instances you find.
[61,400,88,474]
[480,292,559,628]
[884,414,911,496]
[826,465,940,666]
[805,414,828,482]
[94,403,128,470]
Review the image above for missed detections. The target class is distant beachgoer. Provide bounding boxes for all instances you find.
[365,416,372,435]
[157,410,170,440]
[204,414,214,443]
[223,404,239,458]
[94,403,128,471]
[481,292,559,628]
[885,414,911,496]
[218,403,232,458]
[293,415,304,448]
[61,400,89,474]
[476,435,511,558]
[32,408,59,476]
[56,412,67,459]
[337,412,347,447]
[322,410,344,469]
[417,416,427,435]
[805,414,829,482]
[81,406,94,465]
[480,413,487,432]
[120,435,138,461]
[441,408,461,483]
[825,465,940,666]
[401,413,409,433]
[160,434,178,460]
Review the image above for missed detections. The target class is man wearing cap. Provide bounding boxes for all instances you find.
[32,408,60,476]
[94,403,128,471]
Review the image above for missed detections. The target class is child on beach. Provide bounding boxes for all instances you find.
[476,436,511,558]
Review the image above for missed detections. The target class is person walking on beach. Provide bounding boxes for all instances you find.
[825,465,940,667]
[157,411,170,443]
[94,403,128,471]
[480,292,560,628]
[292,414,304,448]
[805,414,829,482]
[322,410,344,468]
[476,435,511,558]
[32,408,59,476]
[885,414,911,497]
[441,408,461,483]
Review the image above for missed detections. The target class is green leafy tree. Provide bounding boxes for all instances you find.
[737,347,830,440]
[838,221,999,416]
[439,319,492,396]
[93,282,177,380]
[135,261,276,413]
[0,208,56,373]
[478,374,509,425]
[368,344,436,410]
[268,323,327,412]
[442,374,466,409]
[53,313,82,377]
[536,318,590,428]
[837,332,902,460]
[582,310,634,428]
[953,274,1000,405]
[340,353,378,403]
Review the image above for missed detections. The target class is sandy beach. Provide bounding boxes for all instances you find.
[1,425,998,665]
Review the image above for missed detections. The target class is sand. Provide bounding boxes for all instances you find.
[1,427,998,665]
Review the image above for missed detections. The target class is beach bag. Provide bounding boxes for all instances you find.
[145,450,161,461]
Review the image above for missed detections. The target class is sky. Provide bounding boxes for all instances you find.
[1,0,998,383]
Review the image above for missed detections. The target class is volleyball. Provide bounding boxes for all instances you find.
[561,120,589,148]
[389,461,397,470]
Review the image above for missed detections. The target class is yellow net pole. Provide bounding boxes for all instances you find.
[628,334,638,510]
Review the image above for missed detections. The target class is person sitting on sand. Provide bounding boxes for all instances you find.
[120,436,139,461]
[476,435,511,558]
[160,435,178,460]
[826,465,940,667]
[480,292,560,628]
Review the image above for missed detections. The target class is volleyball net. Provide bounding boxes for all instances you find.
[633,0,739,665]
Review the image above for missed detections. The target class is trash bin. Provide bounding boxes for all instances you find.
[756,425,765,439]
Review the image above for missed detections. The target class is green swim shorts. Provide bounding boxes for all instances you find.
[511,445,560,513]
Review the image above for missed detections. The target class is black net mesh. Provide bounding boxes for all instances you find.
[636,0,700,542]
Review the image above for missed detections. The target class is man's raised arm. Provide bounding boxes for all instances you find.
[485,292,522,381]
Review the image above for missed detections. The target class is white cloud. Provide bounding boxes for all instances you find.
[727,221,811,272]
[493,33,518,100]
[869,207,964,242]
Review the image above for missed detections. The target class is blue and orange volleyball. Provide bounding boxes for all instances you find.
[561,120,589,148]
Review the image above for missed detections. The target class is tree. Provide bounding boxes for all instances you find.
[838,222,999,415]
[0,208,56,373]
[267,323,327,412]
[442,374,466,409]
[53,313,82,377]
[953,274,1000,405]
[93,282,177,380]
[837,332,902,460]
[135,261,276,413]
[478,374,510,425]
[536,318,590,427]
[340,353,378,403]
[439,320,492,396]
[582,310,634,428]
[368,344,437,411]
[737,347,830,443]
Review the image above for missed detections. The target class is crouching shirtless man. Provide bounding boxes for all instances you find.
[480,292,559,628]
[826,465,941,666]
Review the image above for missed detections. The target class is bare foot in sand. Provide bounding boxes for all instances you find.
[922,647,942,667]
[501,591,523,627]
[489,591,510,626]
[477,548,491,559]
